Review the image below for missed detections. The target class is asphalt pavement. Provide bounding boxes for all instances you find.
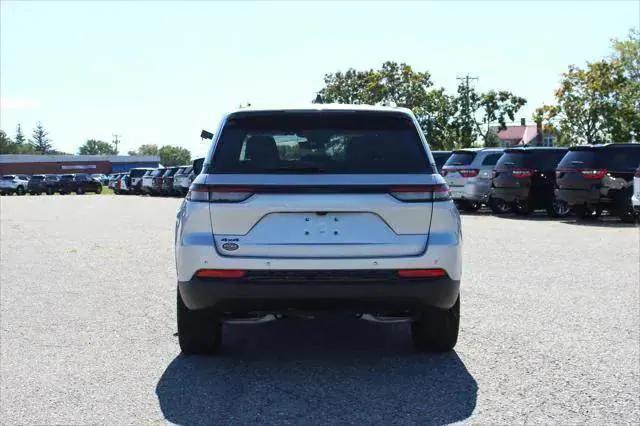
[0,195,638,425]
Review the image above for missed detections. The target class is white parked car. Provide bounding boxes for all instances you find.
[175,105,462,354]
[442,148,505,212]
[0,174,30,195]
[632,164,640,217]
[173,165,193,196]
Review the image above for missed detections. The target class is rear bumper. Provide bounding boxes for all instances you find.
[555,188,600,206]
[179,273,460,312]
[449,180,491,203]
[491,187,529,203]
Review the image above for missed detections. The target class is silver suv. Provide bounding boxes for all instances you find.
[175,106,462,354]
[442,148,504,211]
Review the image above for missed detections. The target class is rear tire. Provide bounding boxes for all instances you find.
[488,196,511,215]
[96,186,102,194]
[513,199,533,215]
[46,187,53,195]
[457,200,481,212]
[76,187,84,195]
[574,205,602,220]
[412,296,460,352]
[547,198,571,218]
[177,289,222,355]
[16,186,25,196]
[616,205,636,223]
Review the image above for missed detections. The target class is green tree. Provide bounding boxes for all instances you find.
[609,29,640,141]
[0,129,18,154]
[29,122,53,154]
[78,139,118,155]
[318,61,458,149]
[15,124,26,145]
[158,145,191,166]
[130,144,160,156]
[452,84,527,147]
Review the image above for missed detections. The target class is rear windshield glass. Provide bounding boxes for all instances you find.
[183,166,193,174]
[481,153,503,166]
[151,169,166,177]
[60,175,74,181]
[210,112,431,174]
[431,152,451,170]
[193,158,204,174]
[130,169,150,178]
[2,175,15,180]
[557,150,597,169]
[75,174,89,181]
[46,175,58,181]
[30,175,45,181]
[163,168,179,177]
[602,146,640,172]
[445,152,476,166]
[496,152,528,168]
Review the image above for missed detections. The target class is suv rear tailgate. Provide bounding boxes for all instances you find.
[207,174,436,258]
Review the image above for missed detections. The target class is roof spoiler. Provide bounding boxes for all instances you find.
[200,130,214,140]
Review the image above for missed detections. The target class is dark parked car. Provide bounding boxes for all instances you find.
[161,166,181,196]
[59,173,103,195]
[150,168,167,195]
[431,151,452,174]
[44,174,60,194]
[491,147,569,217]
[556,143,640,222]
[27,175,48,195]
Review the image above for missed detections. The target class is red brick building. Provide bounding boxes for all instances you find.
[0,155,160,175]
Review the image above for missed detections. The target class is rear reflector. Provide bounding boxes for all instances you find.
[195,269,246,279]
[397,269,447,278]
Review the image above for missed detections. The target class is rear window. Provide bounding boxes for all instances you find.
[46,175,58,181]
[151,169,166,177]
[75,174,89,181]
[210,112,431,174]
[431,152,451,170]
[496,152,529,168]
[445,151,477,166]
[30,175,45,181]
[130,169,150,178]
[193,158,204,174]
[2,175,15,180]
[183,166,193,174]
[60,175,74,181]
[558,150,597,169]
[163,168,179,177]
[602,146,640,172]
[481,153,503,166]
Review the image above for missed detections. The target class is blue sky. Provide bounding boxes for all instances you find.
[1,1,638,157]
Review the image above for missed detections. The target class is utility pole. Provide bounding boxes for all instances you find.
[456,74,478,147]
[112,133,121,154]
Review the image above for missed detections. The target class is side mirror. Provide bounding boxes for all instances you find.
[200,130,214,140]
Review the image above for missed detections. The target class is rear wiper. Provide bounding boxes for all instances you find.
[263,166,327,173]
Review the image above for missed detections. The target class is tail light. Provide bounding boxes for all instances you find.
[635,168,640,178]
[580,169,607,180]
[397,268,447,278]
[389,184,450,202]
[492,170,498,179]
[440,169,448,176]
[195,269,246,279]
[512,168,533,179]
[188,185,255,202]
[458,169,479,178]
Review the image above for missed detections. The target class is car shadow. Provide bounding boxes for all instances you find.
[560,217,638,228]
[156,316,477,425]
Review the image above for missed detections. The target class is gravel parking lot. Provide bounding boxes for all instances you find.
[1,195,638,425]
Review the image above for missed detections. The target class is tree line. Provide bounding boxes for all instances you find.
[0,124,191,166]
[316,28,638,149]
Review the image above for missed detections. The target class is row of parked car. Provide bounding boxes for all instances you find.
[0,173,104,195]
[433,143,640,223]
[108,158,204,197]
